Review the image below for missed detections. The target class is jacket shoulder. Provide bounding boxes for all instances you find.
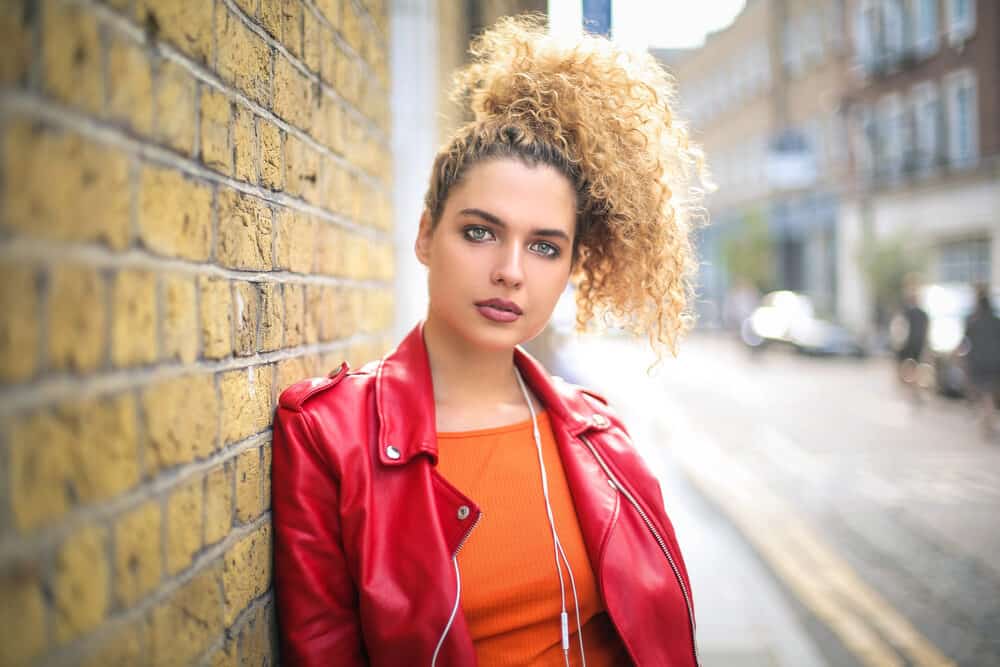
[278,362,357,411]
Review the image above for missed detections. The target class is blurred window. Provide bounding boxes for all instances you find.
[944,69,978,167]
[946,0,975,44]
[854,1,878,70]
[883,0,906,63]
[877,93,904,177]
[827,0,847,53]
[938,238,992,284]
[910,81,941,170]
[912,0,939,56]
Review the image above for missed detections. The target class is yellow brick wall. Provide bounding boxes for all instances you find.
[0,0,393,664]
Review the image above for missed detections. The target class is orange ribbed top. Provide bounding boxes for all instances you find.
[436,411,630,666]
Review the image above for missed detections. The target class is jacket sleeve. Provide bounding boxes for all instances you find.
[271,405,367,666]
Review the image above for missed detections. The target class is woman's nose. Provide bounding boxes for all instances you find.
[491,245,524,288]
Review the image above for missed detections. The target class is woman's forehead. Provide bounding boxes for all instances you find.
[446,159,576,233]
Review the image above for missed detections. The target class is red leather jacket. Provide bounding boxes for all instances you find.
[272,322,698,666]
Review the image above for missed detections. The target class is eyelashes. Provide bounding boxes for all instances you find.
[461,225,562,259]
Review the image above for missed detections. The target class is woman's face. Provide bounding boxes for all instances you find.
[415,158,577,352]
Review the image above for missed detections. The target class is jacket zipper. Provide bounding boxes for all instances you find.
[431,511,482,667]
[580,435,700,667]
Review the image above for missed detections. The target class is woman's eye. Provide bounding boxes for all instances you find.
[531,241,560,258]
[463,226,494,242]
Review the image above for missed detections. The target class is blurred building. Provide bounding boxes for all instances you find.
[663,0,854,328]
[838,0,999,331]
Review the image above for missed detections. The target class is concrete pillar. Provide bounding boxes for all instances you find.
[390,0,439,339]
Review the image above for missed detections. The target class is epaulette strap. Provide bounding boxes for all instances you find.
[278,361,350,409]
[581,387,609,406]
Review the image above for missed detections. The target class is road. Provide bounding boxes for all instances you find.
[560,331,1000,667]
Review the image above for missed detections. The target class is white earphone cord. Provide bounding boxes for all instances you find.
[515,369,587,667]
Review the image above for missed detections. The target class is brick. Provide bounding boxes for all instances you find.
[337,47,357,105]
[234,446,261,523]
[162,274,198,364]
[111,269,157,367]
[327,286,351,340]
[48,267,107,374]
[317,285,337,341]
[154,59,196,156]
[208,641,237,667]
[283,134,319,202]
[199,275,233,359]
[262,444,273,511]
[217,189,273,270]
[274,55,312,129]
[42,0,102,113]
[3,121,131,249]
[54,524,110,643]
[0,264,39,382]
[114,501,162,607]
[283,283,304,346]
[143,374,219,470]
[219,365,273,445]
[200,86,232,173]
[8,409,73,530]
[259,120,283,189]
[233,104,257,182]
[316,0,341,29]
[315,223,343,276]
[304,9,322,73]
[342,1,360,52]
[8,395,139,530]
[233,281,260,356]
[0,564,46,663]
[304,284,323,344]
[67,394,141,503]
[276,357,307,396]
[238,600,274,664]
[222,524,271,625]
[216,7,271,107]
[280,0,302,57]
[231,0,255,15]
[204,461,233,545]
[0,1,32,86]
[259,0,281,37]
[150,563,223,667]
[80,616,148,667]
[138,165,213,260]
[275,209,315,273]
[166,478,203,575]
[136,0,212,63]
[259,282,283,352]
[107,36,153,135]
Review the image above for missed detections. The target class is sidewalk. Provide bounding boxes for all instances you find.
[565,336,829,667]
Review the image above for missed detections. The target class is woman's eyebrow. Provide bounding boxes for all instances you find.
[457,208,571,241]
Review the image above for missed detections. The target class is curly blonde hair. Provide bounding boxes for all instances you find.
[423,13,709,358]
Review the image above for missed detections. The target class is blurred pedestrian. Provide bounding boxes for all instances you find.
[270,14,701,666]
[963,284,1000,440]
[889,275,930,406]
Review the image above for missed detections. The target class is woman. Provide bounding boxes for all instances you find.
[273,14,705,666]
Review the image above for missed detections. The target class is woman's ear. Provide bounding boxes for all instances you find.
[414,210,433,266]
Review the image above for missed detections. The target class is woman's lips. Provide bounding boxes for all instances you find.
[476,305,521,323]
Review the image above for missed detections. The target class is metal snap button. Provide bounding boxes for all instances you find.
[385,445,401,460]
[592,414,609,428]
[457,505,470,520]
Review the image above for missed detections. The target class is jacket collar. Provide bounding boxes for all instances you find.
[374,321,601,466]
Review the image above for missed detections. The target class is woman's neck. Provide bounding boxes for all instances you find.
[421,317,529,411]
